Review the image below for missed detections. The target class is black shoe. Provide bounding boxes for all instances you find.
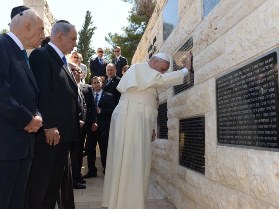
[73,182,86,189]
[78,178,86,184]
[82,172,97,179]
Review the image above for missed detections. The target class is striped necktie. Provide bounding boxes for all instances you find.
[106,78,112,85]
[99,58,103,64]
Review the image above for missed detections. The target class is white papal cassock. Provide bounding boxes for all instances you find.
[102,62,188,209]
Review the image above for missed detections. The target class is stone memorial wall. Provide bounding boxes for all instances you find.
[133,0,279,208]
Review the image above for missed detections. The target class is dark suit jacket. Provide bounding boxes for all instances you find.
[103,76,121,106]
[29,44,80,143]
[96,91,114,133]
[80,84,97,128]
[112,56,128,77]
[0,34,39,160]
[89,57,108,78]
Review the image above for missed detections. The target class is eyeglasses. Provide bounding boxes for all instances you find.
[98,51,103,53]
[114,50,120,53]
[73,56,79,59]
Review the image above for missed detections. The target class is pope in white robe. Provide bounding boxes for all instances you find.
[102,52,192,209]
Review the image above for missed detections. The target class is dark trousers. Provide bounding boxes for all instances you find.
[25,141,71,209]
[99,131,109,170]
[77,126,87,177]
[71,125,87,182]
[70,141,80,182]
[86,129,109,173]
[57,154,75,209]
[0,157,32,209]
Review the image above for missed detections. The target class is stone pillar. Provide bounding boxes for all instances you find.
[24,0,55,35]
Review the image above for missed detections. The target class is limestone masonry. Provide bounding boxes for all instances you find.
[133,0,279,209]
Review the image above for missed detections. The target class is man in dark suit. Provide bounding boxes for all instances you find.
[25,20,79,209]
[68,63,87,189]
[79,80,98,178]
[112,46,128,77]
[89,47,109,79]
[83,76,114,178]
[0,6,44,209]
[103,63,121,107]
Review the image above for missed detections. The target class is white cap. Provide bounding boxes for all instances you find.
[153,53,170,62]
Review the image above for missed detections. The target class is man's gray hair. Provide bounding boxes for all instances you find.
[106,63,116,69]
[9,8,40,30]
[51,21,75,37]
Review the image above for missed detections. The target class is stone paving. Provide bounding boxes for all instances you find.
[74,149,176,209]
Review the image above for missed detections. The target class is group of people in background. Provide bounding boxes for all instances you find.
[0,5,192,209]
[89,46,129,79]
[68,46,128,190]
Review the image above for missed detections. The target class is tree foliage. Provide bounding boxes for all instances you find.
[105,0,155,64]
[123,0,156,18]
[77,11,96,66]
[0,29,8,34]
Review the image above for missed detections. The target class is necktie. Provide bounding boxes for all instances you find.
[62,56,73,75]
[106,78,112,85]
[77,87,82,116]
[99,58,103,65]
[22,49,30,68]
[62,56,67,66]
[95,93,99,106]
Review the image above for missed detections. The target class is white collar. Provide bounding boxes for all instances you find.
[48,42,64,59]
[7,32,24,50]
[94,90,102,95]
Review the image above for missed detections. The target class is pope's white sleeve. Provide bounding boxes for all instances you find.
[181,67,189,75]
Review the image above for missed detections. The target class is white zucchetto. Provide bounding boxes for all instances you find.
[153,53,170,62]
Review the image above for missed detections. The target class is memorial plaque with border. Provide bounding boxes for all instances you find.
[173,37,194,95]
[179,117,205,174]
[157,102,168,139]
[216,49,279,150]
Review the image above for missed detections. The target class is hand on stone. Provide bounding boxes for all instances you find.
[182,51,193,71]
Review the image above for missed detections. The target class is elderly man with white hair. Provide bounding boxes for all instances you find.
[0,5,44,209]
[102,52,193,209]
